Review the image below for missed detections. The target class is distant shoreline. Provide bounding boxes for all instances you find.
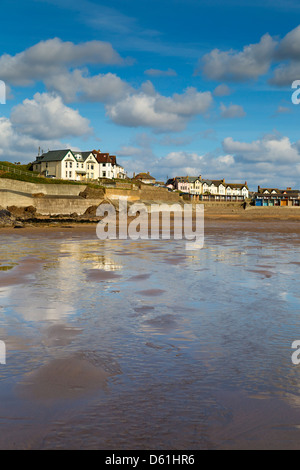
[1,205,300,233]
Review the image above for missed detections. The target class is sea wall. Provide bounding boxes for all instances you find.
[0,178,86,196]
[0,178,181,216]
[0,190,34,207]
[105,187,180,203]
[34,197,96,215]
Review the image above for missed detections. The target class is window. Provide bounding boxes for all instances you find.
[91,165,94,170]
[65,162,68,168]
[46,163,48,168]
[69,171,72,178]
[81,164,84,168]
[103,171,106,177]
[66,171,68,178]
[91,173,94,179]
[77,163,79,168]
[87,164,89,170]
[70,162,72,168]
[103,163,106,167]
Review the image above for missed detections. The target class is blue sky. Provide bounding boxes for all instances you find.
[1,0,300,189]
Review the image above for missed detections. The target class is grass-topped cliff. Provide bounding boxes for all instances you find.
[0,161,104,188]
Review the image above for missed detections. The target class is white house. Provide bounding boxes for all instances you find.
[33,150,78,180]
[32,149,126,181]
[92,150,127,180]
[73,151,99,181]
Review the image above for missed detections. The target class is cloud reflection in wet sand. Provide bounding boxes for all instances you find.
[0,222,300,449]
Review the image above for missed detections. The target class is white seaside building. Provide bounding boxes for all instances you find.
[32,149,127,181]
[168,176,249,200]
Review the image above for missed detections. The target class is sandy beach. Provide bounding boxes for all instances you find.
[0,217,300,449]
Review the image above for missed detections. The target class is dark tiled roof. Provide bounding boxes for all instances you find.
[258,187,280,194]
[175,176,200,183]
[254,192,300,198]
[37,149,73,162]
[226,183,248,189]
[77,152,96,162]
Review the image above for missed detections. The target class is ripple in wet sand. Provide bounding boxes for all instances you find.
[133,305,155,314]
[247,269,274,279]
[136,289,166,296]
[0,257,43,287]
[128,273,152,282]
[42,324,82,347]
[143,314,179,332]
[86,269,122,282]
[17,356,110,401]
[163,257,187,265]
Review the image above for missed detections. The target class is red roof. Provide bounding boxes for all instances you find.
[92,150,116,165]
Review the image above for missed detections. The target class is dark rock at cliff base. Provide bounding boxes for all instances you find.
[14,221,24,228]
[79,187,105,199]
[82,206,98,217]
[7,205,37,218]
[0,209,16,227]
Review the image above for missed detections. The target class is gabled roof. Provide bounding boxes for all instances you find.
[92,150,116,165]
[257,187,280,194]
[210,179,226,186]
[226,183,248,189]
[36,149,74,162]
[134,172,156,180]
[176,176,200,183]
[254,191,300,198]
[74,151,96,162]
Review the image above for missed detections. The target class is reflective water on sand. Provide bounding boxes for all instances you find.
[1,221,300,449]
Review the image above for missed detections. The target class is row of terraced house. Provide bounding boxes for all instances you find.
[166,176,249,201]
[253,186,300,206]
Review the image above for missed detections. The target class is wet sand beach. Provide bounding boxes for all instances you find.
[1,218,300,449]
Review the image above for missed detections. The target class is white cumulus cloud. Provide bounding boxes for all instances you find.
[200,34,277,82]
[0,38,124,86]
[10,93,92,139]
[106,84,212,132]
[220,103,246,119]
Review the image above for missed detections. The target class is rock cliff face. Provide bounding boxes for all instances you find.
[79,187,105,199]
[0,208,15,227]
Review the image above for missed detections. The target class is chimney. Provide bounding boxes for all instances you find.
[258,185,260,192]
[245,181,247,186]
